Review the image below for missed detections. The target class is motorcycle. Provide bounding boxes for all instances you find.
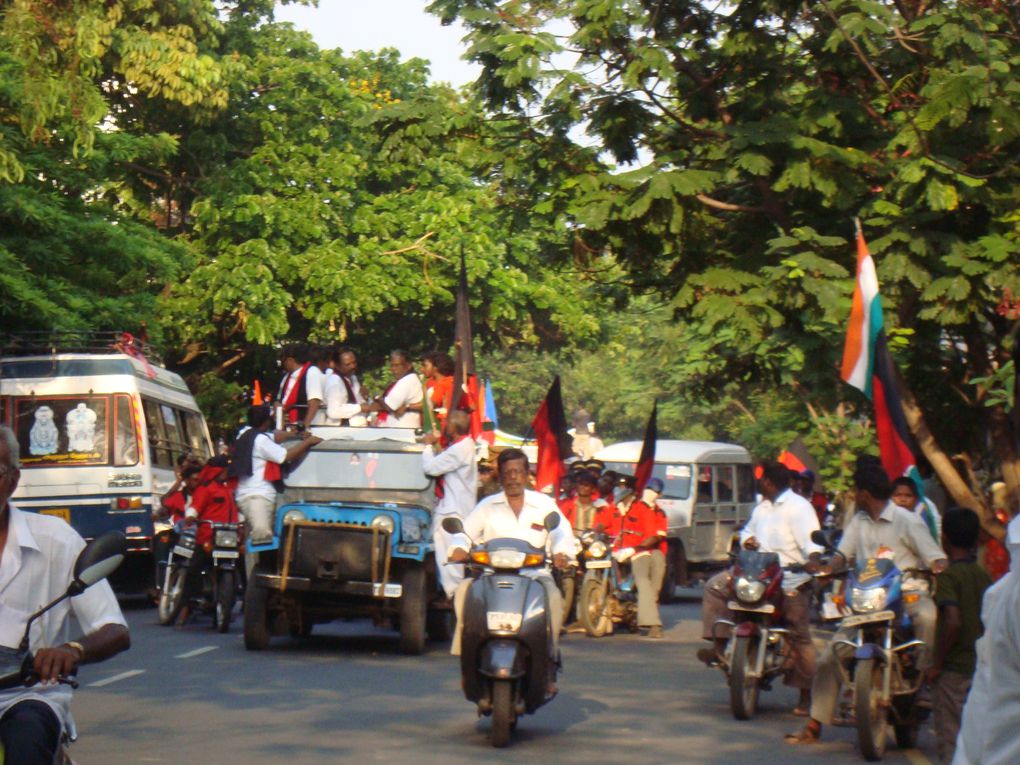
[441,514,561,748]
[813,531,929,761]
[577,534,639,637]
[709,550,801,719]
[0,531,126,765]
[157,520,242,632]
[555,528,601,625]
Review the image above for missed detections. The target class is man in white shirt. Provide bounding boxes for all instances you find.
[275,344,324,430]
[422,411,478,598]
[367,350,422,429]
[317,346,367,426]
[699,460,822,714]
[0,426,130,764]
[447,448,574,656]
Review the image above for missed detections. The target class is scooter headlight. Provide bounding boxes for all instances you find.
[489,549,527,569]
[371,514,395,534]
[735,576,766,603]
[851,587,887,613]
[587,540,608,559]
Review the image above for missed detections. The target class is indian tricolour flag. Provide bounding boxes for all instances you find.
[840,225,883,398]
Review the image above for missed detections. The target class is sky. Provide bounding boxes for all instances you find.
[273,1,481,87]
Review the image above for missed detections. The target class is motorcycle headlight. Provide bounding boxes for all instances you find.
[282,509,306,525]
[735,576,766,603]
[214,529,239,547]
[489,549,527,569]
[371,514,395,534]
[851,587,887,613]
[587,540,608,559]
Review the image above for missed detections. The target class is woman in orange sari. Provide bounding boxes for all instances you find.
[421,351,454,430]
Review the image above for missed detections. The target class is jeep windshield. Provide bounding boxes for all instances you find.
[286,448,430,492]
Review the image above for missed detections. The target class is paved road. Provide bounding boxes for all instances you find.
[69,593,938,764]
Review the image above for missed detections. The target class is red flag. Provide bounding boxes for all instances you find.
[633,401,658,494]
[451,246,482,437]
[529,376,572,494]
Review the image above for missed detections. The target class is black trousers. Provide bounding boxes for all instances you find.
[0,699,61,765]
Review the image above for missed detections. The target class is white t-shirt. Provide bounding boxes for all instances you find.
[739,489,822,589]
[235,432,288,501]
[422,436,478,518]
[382,372,423,429]
[317,371,366,425]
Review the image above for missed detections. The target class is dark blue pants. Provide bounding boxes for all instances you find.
[0,699,61,764]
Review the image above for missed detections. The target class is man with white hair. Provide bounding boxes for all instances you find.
[0,426,130,763]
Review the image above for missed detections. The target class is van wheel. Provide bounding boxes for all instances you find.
[399,568,427,654]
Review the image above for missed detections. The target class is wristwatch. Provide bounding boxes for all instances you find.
[64,641,85,663]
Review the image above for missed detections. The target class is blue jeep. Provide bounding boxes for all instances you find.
[242,427,449,654]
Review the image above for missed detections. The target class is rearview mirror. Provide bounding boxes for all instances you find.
[811,529,839,552]
[544,512,560,531]
[72,531,127,592]
[441,517,465,535]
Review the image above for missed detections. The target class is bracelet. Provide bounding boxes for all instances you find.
[64,641,85,663]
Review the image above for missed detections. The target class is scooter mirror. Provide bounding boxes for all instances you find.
[543,512,560,531]
[441,517,465,535]
[811,529,837,551]
[73,531,127,591]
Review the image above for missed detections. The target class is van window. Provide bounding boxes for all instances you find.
[14,395,109,467]
[737,464,756,503]
[113,394,139,467]
[715,466,734,503]
[696,466,713,503]
[602,461,692,500]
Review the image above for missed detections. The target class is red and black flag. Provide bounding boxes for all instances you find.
[451,245,482,437]
[633,401,658,494]
[529,376,572,495]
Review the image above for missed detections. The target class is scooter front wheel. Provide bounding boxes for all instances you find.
[855,658,888,761]
[729,635,760,720]
[490,679,514,748]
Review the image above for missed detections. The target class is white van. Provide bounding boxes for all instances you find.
[595,440,756,587]
[1,333,213,579]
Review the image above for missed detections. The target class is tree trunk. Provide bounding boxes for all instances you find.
[898,386,1005,540]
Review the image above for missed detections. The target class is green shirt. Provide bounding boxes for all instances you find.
[935,559,992,676]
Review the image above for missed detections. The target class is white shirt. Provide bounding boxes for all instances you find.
[838,501,946,591]
[382,373,423,429]
[317,372,366,425]
[739,489,822,589]
[452,490,575,569]
[422,436,478,518]
[280,365,324,411]
[234,432,288,501]
[953,514,1020,765]
[0,505,127,729]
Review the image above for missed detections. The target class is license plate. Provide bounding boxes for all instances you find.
[40,508,70,524]
[212,550,239,559]
[487,611,523,632]
[370,583,403,598]
[586,560,611,569]
[172,546,194,559]
[841,610,895,628]
[728,600,775,614]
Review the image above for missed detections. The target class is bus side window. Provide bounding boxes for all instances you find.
[696,466,713,503]
[736,465,756,503]
[181,411,211,459]
[142,398,172,469]
[113,394,139,467]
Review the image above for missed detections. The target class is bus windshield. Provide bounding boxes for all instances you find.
[602,461,693,500]
[14,394,139,468]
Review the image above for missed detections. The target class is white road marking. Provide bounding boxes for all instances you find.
[89,669,146,687]
[174,645,219,659]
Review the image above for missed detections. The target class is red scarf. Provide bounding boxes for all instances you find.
[280,363,311,424]
[376,371,414,424]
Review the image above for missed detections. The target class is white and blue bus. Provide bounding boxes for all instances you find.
[1,333,213,585]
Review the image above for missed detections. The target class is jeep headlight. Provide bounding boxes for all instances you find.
[851,587,887,613]
[735,577,766,603]
[214,529,239,547]
[587,540,608,559]
[401,515,425,542]
[371,514,395,534]
[282,509,306,525]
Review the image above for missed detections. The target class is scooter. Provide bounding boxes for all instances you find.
[577,536,639,637]
[0,531,127,764]
[812,530,929,761]
[710,550,800,719]
[441,514,561,748]
[158,520,242,632]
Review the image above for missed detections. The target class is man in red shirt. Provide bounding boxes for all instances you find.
[560,473,617,534]
[616,477,667,638]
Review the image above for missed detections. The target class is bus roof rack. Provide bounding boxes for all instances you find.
[0,330,164,366]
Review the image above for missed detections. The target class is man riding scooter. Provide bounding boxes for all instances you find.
[699,460,824,714]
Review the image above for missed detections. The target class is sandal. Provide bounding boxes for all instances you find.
[791,705,810,717]
[784,724,820,744]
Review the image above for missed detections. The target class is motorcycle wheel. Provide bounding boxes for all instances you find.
[729,635,760,720]
[158,567,186,626]
[215,569,236,634]
[579,574,612,637]
[243,581,271,650]
[398,567,427,655]
[491,679,514,748]
[855,658,888,761]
